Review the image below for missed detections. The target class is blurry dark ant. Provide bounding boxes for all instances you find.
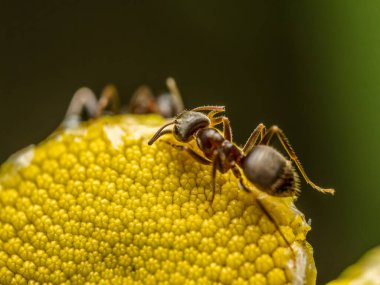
[126,77,184,118]
[62,77,184,127]
[148,107,334,250]
[63,85,120,128]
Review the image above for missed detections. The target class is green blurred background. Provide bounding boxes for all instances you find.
[1,1,380,283]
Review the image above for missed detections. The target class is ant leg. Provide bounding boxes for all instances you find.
[166,77,185,114]
[209,154,221,204]
[261,126,335,195]
[148,121,176,145]
[210,116,233,141]
[242,123,266,155]
[162,140,219,207]
[191,106,225,113]
[97,84,120,116]
[63,87,98,128]
[256,194,296,260]
[237,179,296,259]
[160,140,212,165]
[232,166,294,252]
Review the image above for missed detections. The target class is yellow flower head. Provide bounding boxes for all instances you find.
[0,114,316,284]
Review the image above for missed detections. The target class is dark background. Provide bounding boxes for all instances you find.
[1,1,380,283]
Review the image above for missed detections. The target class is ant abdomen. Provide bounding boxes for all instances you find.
[241,145,300,197]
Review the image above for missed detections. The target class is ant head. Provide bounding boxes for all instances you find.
[173,111,211,142]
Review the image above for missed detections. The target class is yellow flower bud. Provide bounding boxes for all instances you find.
[0,114,316,284]
[328,246,380,285]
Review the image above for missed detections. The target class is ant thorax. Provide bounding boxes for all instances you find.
[196,128,241,173]
[218,141,242,173]
[195,128,224,157]
[173,111,211,142]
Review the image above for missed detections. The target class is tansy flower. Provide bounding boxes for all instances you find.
[0,114,316,285]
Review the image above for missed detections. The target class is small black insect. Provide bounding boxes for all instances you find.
[62,77,184,127]
[127,77,184,118]
[149,107,334,199]
[148,107,335,250]
[62,84,119,128]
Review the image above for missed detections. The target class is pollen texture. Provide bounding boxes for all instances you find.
[0,115,316,285]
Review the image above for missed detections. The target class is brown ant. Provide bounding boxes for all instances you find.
[62,85,120,128]
[62,77,184,127]
[148,106,334,199]
[148,107,334,251]
[126,77,184,118]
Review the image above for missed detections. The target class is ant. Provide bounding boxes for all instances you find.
[127,77,184,118]
[148,106,334,199]
[148,106,334,251]
[62,77,184,128]
[62,85,120,128]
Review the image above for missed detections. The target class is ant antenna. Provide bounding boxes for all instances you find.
[148,121,176,145]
